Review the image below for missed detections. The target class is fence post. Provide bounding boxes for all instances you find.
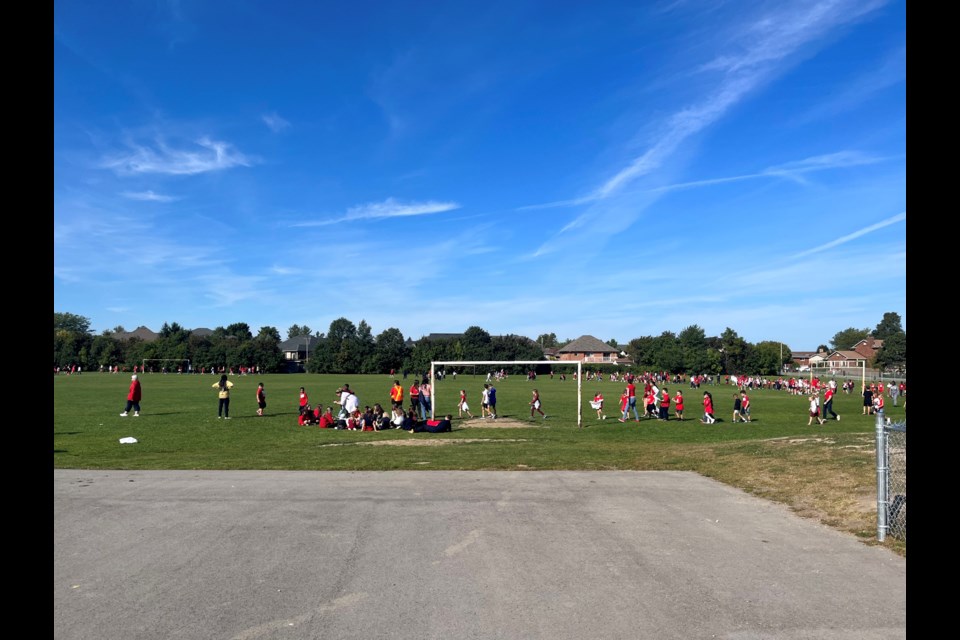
[875,412,887,542]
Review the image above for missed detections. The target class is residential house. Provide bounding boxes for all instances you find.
[556,335,620,363]
[851,337,884,361]
[279,335,321,372]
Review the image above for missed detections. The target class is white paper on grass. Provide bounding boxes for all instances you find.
[119,437,138,444]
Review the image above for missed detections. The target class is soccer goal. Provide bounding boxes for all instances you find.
[141,358,191,374]
[430,360,584,427]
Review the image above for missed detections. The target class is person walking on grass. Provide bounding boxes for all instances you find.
[700,391,716,424]
[458,389,474,419]
[740,391,752,422]
[808,394,825,425]
[120,374,142,417]
[591,391,606,420]
[732,393,744,423]
[214,374,234,419]
[659,388,671,421]
[487,383,498,419]
[256,382,267,416]
[673,390,684,421]
[618,388,630,422]
[822,386,838,421]
[530,388,546,419]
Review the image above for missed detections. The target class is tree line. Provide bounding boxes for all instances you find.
[53,312,905,376]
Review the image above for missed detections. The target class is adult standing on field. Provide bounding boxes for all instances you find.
[823,385,839,421]
[120,374,142,417]
[420,378,432,420]
[213,374,234,419]
[862,385,874,415]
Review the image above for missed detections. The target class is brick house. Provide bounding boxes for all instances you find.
[851,337,884,360]
[556,335,620,363]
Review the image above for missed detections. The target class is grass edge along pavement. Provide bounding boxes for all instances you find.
[53,372,906,557]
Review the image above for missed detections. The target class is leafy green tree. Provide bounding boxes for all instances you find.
[649,331,682,373]
[830,328,869,351]
[873,332,906,372]
[373,328,408,374]
[719,328,749,375]
[224,323,253,341]
[677,325,708,374]
[287,324,312,340]
[257,326,282,343]
[461,326,492,360]
[751,341,783,375]
[536,333,558,348]
[873,312,904,342]
[626,336,655,369]
[54,312,92,335]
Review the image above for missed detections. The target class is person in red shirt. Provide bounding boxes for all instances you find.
[618,388,630,422]
[591,392,606,420]
[318,406,336,429]
[673,390,684,421]
[299,387,309,416]
[740,391,752,422]
[823,387,839,421]
[659,388,671,420]
[625,380,640,421]
[120,374,142,417]
[409,381,420,415]
[700,391,715,424]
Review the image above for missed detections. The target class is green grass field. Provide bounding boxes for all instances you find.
[54,372,906,556]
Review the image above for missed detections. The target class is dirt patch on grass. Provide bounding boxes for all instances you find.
[458,417,542,428]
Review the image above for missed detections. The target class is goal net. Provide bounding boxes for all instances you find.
[430,359,584,427]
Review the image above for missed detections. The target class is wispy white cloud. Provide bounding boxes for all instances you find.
[532,0,890,257]
[120,190,179,202]
[102,137,254,175]
[794,43,905,125]
[262,112,291,132]
[792,211,905,258]
[291,198,461,227]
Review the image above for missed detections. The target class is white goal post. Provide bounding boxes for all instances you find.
[430,360,584,427]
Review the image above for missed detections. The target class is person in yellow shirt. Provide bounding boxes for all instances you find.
[213,374,235,419]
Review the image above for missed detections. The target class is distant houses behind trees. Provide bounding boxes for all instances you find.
[53,312,906,376]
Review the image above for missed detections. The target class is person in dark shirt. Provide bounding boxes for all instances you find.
[411,414,453,433]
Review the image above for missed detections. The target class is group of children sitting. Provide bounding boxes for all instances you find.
[298,401,452,433]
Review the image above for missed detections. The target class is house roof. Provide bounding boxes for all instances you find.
[557,335,617,353]
[279,335,321,351]
[852,338,884,349]
[791,351,818,359]
[114,326,159,342]
[418,333,463,342]
[826,350,866,360]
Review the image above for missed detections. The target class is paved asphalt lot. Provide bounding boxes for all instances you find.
[54,470,906,640]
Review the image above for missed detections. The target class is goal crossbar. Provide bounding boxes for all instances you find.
[430,360,583,427]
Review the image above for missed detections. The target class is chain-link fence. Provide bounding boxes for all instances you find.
[876,415,906,542]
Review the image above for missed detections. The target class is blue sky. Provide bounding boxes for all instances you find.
[54,0,906,350]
